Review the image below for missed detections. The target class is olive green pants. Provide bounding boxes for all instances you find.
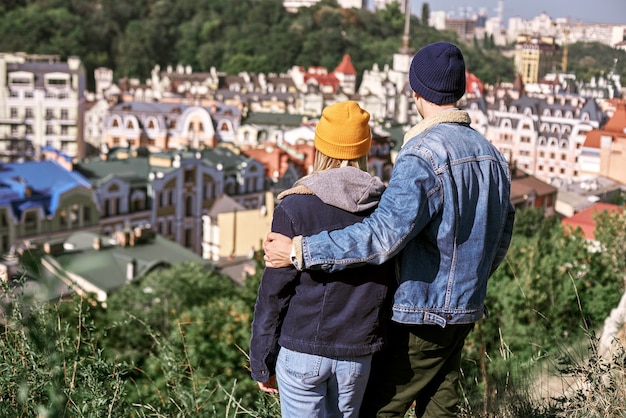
[360,321,474,418]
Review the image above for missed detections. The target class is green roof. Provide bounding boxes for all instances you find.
[242,112,311,128]
[39,231,212,297]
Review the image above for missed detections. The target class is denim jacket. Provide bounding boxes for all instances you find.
[297,109,515,327]
[250,167,395,382]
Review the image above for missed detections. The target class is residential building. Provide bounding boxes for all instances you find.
[83,98,110,154]
[514,35,560,85]
[202,192,274,262]
[241,145,310,187]
[579,101,626,184]
[283,0,363,12]
[101,101,240,152]
[73,146,266,256]
[556,175,624,217]
[445,17,477,39]
[0,160,100,255]
[27,227,212,304]
[509,170,558,215]
[0,52,86,161]
[235,111,315,147]
[465,95,605,187]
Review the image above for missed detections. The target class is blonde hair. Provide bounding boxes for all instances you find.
[294,149,368,187]
[312,149,368,173]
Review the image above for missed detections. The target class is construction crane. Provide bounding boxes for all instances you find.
[562,17,570,72]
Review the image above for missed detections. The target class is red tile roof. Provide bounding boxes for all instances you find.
[603,101,626,134]
[561,202,623,240]
[334,54,357,75]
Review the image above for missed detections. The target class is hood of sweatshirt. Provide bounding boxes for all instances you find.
[277,166,385,213]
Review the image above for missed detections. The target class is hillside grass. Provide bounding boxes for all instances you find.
[2,273,625,417]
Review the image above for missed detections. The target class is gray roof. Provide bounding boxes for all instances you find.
[41,230,211,295]
[73,157,157,188]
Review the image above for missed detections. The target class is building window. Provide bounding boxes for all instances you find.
[10,108,18,118]
[186,196,193,217]
[70,204,80,225]
[24,211,37,230]
[170,189,176,205]
[61,109,69,119]
[131,197,145,212]
[185,228,192,248]
[204,181,214,199]
[59,208,67,226]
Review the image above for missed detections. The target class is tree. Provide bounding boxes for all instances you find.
[461,207,625,411]
[421,2,430,26]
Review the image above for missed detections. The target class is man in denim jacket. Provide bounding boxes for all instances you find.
[264,42,515,417]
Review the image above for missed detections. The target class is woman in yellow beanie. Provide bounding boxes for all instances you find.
[250,101,396,417]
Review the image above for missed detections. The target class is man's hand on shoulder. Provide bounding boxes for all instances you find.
[263,232,294,268]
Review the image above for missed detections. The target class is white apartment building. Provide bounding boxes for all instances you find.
[0,53,85,162]
[283,0,363,12]
[466,95,604,187]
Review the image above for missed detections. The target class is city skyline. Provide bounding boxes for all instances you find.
[410,0,626,26]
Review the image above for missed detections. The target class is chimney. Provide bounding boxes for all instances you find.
[126,259,136,282]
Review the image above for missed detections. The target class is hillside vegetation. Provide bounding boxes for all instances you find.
[1,206,625,416]
[1,0,624,93]
[1,0,514,90]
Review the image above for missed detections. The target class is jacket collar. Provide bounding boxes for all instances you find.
[277,184,313,200]
[403,109,471,146]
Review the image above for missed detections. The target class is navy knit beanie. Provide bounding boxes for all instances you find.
[409,42,466,105]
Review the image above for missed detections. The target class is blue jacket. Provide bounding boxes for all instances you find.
[249,167,395,382]
[297,110,515,327]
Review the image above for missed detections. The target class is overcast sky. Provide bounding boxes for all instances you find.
[410,0,626,25]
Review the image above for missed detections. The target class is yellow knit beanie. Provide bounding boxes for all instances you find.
[314,101,371,160]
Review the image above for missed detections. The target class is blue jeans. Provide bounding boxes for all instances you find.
[276,347,372,417]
